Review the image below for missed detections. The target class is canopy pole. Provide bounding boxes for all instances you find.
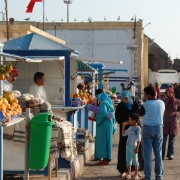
[92,72,96,98]
[0,42,4,180]
[24,108,30,180]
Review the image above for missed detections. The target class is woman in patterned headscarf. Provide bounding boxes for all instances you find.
[162,87,180,160]
[115,90,140,177]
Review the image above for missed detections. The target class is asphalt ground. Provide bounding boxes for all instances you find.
[76,124,180,180]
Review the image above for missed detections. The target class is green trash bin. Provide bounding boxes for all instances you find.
[28,113,55,169]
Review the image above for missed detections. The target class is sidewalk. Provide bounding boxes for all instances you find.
[5,124,180,180]
[76,124,180,180]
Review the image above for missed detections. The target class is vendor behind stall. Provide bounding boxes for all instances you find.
[77,83,85,93]
[29,72,46,102]
[3,67,20,92]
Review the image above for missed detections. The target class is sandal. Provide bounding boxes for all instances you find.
[138,172,143,177]
[122,172,127,178]
[133,175,139,180]
[125,174,132,179]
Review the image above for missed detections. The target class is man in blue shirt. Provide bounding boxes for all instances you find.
[139,86,165,180]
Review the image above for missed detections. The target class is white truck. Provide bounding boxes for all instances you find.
[149,69,179,96]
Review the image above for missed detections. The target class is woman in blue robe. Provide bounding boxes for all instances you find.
[95,92,114,165]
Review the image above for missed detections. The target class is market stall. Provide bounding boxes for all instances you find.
[0,28,96,177]
[0,42,34,180]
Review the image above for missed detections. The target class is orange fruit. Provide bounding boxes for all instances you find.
[12,111,17,117]
[0,74,5,80]
[6,119,11,123]
[12,98,18,104]
[3,98,9,105]
[5,111,10,118]
[0,105,6,113]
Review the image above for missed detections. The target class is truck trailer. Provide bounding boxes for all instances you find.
[149,69,179,97]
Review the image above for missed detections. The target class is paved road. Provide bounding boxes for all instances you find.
[76,124,180,180]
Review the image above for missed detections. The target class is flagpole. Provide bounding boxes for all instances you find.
[43,0,44,31]
[133,15,136,39]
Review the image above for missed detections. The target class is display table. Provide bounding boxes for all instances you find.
[0,116,25,180]
[0,117,25,127]
[51,105,86,113]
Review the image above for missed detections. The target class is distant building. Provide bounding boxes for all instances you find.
[0,21,155,98]
[172,59,180,72]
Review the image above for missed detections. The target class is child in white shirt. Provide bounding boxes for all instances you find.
[122,113,141,180]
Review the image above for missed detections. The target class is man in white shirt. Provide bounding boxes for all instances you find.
[127,81,136,101]
[3,67,20,92]
[29,72,46,102]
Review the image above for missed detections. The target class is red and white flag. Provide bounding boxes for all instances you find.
[26,0,42,13]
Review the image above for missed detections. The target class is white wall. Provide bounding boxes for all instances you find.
[46,29,138,93]
[5,60,78,105]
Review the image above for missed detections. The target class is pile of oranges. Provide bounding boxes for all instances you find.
[0,64,13,80]
[71,90,94,105]
[0,91,22,123]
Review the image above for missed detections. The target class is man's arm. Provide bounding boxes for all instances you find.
[139,105,145,116]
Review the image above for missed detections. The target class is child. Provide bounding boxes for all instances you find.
[122,113,141,180]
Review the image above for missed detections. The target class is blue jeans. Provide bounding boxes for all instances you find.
[162,134,175,159]
[142,126,163,180]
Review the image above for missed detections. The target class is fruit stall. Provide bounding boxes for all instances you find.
[0,28,99,178]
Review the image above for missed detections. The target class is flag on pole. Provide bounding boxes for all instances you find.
[26,0,42,13]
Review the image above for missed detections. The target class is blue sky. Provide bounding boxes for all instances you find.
[1,0,180,59]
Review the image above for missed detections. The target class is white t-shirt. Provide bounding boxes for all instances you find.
[122,126,141,146]
[3,79,13,92]
[129,85,136,97]
[29,83,46,102]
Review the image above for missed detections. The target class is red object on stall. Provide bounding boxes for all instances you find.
[88,116,96,121]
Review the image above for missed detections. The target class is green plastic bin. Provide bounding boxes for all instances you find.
[28,113,55,169]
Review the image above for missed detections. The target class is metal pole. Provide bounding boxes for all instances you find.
[0,126,2,180]
[133,15,136,39]
[92,72,96,98]
[43,0,45,31]
[4,0,9,41]
[0,43,4,180]
[67,3,69,22]
[24,108,30,180]
[54,25,56,37]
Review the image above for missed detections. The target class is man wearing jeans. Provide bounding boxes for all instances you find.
[139,86,165,180]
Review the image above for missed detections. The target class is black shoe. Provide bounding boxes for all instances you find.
[168,156,174,160]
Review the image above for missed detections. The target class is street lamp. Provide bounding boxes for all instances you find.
[63,0,73,23]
